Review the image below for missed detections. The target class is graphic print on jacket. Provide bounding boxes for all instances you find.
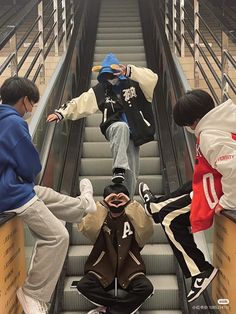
[97,78,155,146]
[84,213,146,289]
[55,53,158,146]
[191,136,223,232]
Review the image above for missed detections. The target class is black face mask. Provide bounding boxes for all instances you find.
[104,200,128,214]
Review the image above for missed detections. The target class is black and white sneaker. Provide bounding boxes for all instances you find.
[187,267,218,302]
[139,182,157,216]
[112,168,125,184]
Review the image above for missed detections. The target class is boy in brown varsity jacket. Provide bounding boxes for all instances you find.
[47,53,158,198]
[76,183,154,314]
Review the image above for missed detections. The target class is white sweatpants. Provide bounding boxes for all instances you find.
[8,185,89,302]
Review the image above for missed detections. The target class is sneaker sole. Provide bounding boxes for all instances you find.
[187,268,218,302]
[112,176,124,184]
[16,287,31,314]
[138,183,146,204]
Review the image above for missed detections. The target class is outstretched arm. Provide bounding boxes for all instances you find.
[47,87,100,123]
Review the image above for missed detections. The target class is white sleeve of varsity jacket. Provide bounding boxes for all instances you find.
[200,130,236,210]
[126,64,158,102]
[55,88,99,120]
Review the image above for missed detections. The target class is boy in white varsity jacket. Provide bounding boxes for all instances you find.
[47,53,158,198]
[139,89,236,303]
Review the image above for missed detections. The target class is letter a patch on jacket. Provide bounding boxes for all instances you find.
[122,222,133,239]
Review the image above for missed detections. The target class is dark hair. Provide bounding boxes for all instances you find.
[103,184,130,199]
[173,89,215,126]
[0,77,39,106]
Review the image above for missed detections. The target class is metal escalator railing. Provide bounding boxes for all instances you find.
[159,0,236,104]
[206,0,236,43]
[139,0,219,313]
[0,0,75,84]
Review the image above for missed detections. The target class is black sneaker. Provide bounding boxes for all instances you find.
[187,267,218,302]
[112,168,125,184]
[139,182,157,216]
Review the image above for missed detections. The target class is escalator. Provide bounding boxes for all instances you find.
[22,0,218,313]
[60,0,181,313]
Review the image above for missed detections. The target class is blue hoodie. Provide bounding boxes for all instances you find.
[0,105,41,212]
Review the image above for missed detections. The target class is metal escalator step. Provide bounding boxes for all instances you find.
[71,223,168,246]
[78,175,163,196]
[95,39,144,47]
[80,157,161,176]
[95,46,145,54]
[63,275,179,311]
[67,244,175,276]
[99,16,140,22]
[99,12,139,17]
[93,53,146,62]
[96,33,143,40]
[85,113,102,126]
[98,21,141,28]
[84,127,106,142]
[82,141,159,158]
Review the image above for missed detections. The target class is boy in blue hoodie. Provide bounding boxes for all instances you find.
[47,53,158,198]
[0,77,96,314]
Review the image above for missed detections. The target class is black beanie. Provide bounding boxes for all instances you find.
[103,184,130,199]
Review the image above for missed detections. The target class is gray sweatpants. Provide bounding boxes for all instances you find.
[106,122,140,198]
[12,185,89,303]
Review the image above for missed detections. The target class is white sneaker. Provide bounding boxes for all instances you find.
[87,306,107,314]
[17,287,48,314]
[80,178,97,214]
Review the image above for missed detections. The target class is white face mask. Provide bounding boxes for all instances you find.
[185,126,195,134]
[108,78,119,85]
[22,102,32,120]
[23,110,32,120]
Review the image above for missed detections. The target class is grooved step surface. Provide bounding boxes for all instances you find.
[80,157,161,176]
[82,141,159,158]
[78,175,163,196]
